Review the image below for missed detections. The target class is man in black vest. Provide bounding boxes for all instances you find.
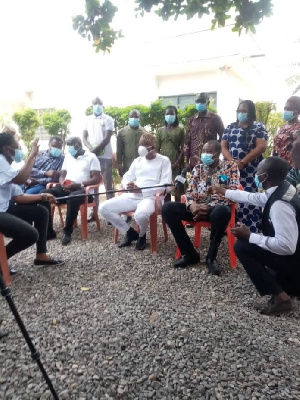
[211,156,300,315]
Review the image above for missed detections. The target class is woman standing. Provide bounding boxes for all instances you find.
[221,100,267,233]
[273,96,300,166]
[156,106,185,202]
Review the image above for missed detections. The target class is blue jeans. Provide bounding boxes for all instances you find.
[25,185,46,194]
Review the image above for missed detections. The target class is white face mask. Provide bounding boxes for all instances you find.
[138,145,149,157]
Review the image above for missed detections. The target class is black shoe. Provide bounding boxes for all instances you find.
[136,234,146,250]
[173,252,200,268]
[0,329,8,339]
[61,233,71,246]
[47,230,57,240]
[34,258,65,267]
[206,259,221,275]
[118,227,139,248]
[9,267,18,275]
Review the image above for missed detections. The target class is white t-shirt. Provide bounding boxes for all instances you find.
[62,152,101,184]
[122,153,172,198]
[85,113,114,159]
[0,154,23,212]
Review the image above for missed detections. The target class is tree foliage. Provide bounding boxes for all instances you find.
[74,0,273,53]
[12,109,40,150]
[43,109,72,148]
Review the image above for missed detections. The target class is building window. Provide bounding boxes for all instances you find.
[160,92,217,109]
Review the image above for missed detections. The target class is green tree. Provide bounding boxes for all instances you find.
[12,109,40,150]
[255,101,276,125]
[73,0,273,53]
[43,109,72,148]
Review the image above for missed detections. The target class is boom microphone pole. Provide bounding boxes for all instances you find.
[0,272,59,400]
[55,183,174,201]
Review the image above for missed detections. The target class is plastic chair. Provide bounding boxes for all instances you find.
[113,193,168,253]
[175,196,238,268]
[0,233,11,286]
[47,183,101,239]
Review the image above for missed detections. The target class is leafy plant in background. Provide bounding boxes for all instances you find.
[74,0,273,53]
[12,109,40,151]
[255,101,283,157]
[42,109,72,149]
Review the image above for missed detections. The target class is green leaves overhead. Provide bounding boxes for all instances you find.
[74,0,273,52]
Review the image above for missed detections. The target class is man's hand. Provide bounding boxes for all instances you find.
[207,186,226,196]
[230,223,250,241]
[45,170,60,178]
[126,181,141,193]
[42,193,57,204]
[171,163,178,170]
[189,203,211,221]
[28,138,39,158]
[118,167,124,177]
[25,178,38,188]
[62,181,81,192]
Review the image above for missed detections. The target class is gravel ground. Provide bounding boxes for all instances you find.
[0,215,299,400]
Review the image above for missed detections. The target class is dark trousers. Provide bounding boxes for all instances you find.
[162,202,231,258]
[235,240,300,297]
[41,186,93,235]
[2,204,48,257]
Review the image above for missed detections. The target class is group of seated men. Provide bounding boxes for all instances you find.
[0,125,300,321]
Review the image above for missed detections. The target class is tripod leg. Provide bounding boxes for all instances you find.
[0,272,59,400]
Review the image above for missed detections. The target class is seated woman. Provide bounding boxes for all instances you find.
[0,133,64,270]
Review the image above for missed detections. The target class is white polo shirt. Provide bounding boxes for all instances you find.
[0,155,23,212]
[85,113,114,159]
[62,152,101,184]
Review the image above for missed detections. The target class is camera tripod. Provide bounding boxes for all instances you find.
[0,272,59,399]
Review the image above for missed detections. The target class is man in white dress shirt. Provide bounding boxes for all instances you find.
[99,133,172,250]
[212,157,300,315]
[83,97,114,223]
[42,137,101,245]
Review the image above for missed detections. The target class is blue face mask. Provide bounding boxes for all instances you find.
[165,115,176,125]
[50,147,62,157]
[254,173,266,189]
[12,148,25,163]
[68,146,78,157]
[196,103,207,112]
[93,104,103,115]
[129,118,140,128]
[237,112,248,122]
[283,110,294,121]
[201,152,214,165]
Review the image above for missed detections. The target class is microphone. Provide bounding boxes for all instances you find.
[174,168,187,193]
[206,176,212,202]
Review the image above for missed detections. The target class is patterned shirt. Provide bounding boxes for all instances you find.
[286,168,300,192]
[30,150,64,185]
[184,111,224,168]
[273,122,300,167]
[185,160,240,207]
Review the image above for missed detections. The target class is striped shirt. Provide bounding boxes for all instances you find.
[30,150,64,185]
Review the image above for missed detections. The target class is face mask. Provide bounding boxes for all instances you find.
[201,152,215,166]
[196,103,207,112]
[129,118,140,128]
[50,147,62,157]
[237,112,248,122]
[93,104,103,115]
[12,148,25,163]
[138,146,149,157]
[283,110,294,121]
[68,146,78,157]
[254,173,266,189]
[165,115,176,125]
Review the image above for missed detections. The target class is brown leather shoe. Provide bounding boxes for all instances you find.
[258,299,296,315]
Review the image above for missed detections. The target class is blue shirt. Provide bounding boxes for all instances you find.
[30,150,64,185]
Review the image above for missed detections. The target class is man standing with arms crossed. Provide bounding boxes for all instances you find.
[83,97,114,222]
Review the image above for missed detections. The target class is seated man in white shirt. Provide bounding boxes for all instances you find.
[99,133,172,250]
[212,157,300,315]
[41,137,101,245]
